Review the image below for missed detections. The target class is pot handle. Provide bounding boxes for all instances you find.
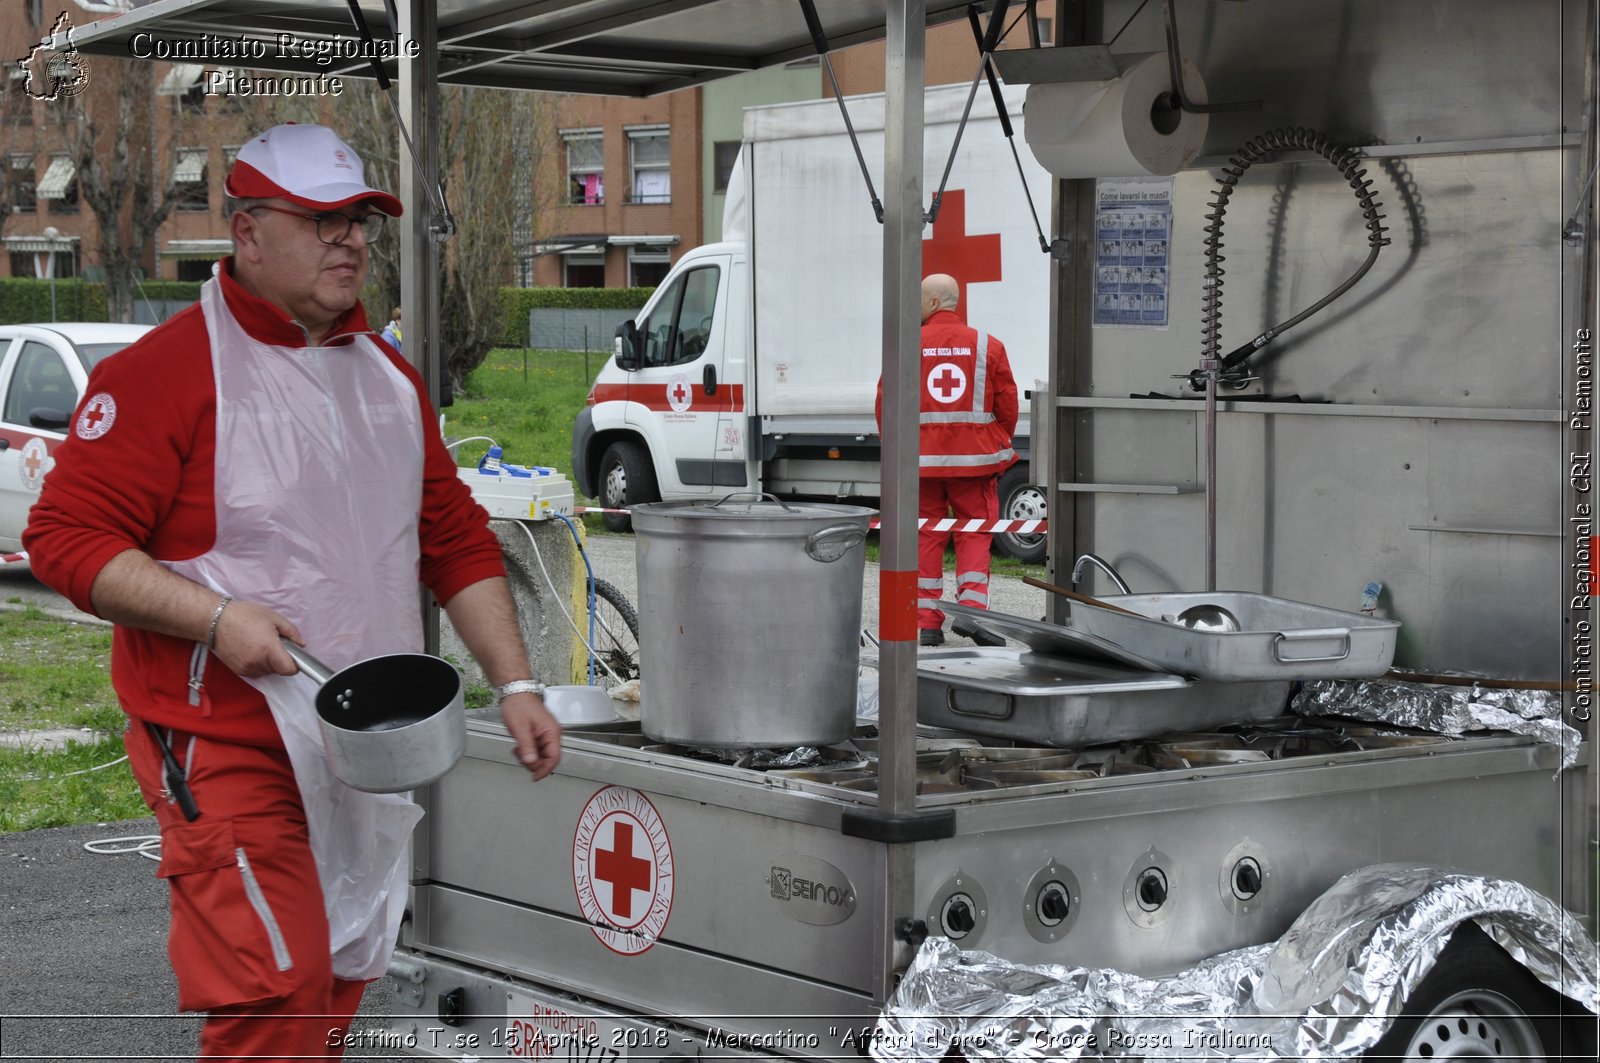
[280,638,335,685]
[711,491,801,513]
[806,523,868,562]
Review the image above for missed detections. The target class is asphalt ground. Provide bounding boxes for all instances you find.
[0,533,1044,1061]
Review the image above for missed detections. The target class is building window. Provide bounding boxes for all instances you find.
[628,245,671,288]
[564,252,606,288]
[712,141,739,195]
[9,156,36,213]
[37,155,77,214]
[628,128,670,204]
[9,248,76,280]
[5,65,32,125]
[563,130,603,205]
[173,148,209,212]
[175,260,216,282]
[26,0,44,29]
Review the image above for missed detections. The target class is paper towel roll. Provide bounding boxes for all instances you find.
[1022,52,1209,178]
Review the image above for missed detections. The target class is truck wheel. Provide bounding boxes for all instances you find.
[994,463,1047,564]
[1365,922,1591,1061]
[598,441,658,533]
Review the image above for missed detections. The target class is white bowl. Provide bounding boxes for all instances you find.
[543,684,619,726]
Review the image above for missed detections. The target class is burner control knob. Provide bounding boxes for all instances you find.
[1135,868,1168,911]
[1036,882,1071,925]
[1232,857,1263,899]
[941,893,978,938]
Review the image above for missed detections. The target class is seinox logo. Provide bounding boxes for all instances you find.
[766,855,857,926]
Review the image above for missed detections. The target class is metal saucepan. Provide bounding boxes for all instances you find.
[281,639,466,794]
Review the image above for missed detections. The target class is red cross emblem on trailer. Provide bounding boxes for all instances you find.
[927,362,968,404]
[666,373,692,413]
[572,785,674,955]
[75,392,117,440]
[18,437,49,491]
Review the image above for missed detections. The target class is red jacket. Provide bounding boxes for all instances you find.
[876,309,1019,478]
[23,260,504,747]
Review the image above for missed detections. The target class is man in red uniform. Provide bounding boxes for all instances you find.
[878,273,1018,646]
[24,124,561,1061]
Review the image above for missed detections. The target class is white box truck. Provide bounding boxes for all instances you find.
[570,84,1053,560]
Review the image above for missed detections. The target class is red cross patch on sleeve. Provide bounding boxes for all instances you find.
[75,392,118,440]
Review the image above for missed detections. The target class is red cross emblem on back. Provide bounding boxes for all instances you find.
[928,361,968,404]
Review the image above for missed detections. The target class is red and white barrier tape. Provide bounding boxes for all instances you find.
[573,506,1045,534]
[2,551,29,565]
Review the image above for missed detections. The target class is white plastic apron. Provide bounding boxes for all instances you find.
[167,279,426,980]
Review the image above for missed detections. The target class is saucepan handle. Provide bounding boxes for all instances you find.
[280,638,335,685]
[1270,628,1352,664]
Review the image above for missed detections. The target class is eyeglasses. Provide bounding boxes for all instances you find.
[246,204,387,245]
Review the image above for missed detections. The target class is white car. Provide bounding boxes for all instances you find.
[0,322,155,552]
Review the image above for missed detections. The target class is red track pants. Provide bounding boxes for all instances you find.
[126,722,369,1061]
[917,475,998,631]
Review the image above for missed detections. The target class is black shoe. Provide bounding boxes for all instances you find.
[951,617,1006,647]
[919,629,945,647]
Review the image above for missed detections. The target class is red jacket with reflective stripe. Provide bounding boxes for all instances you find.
[876,309,1019,478]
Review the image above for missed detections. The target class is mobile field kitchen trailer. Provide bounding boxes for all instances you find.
[72,0,1600,1059]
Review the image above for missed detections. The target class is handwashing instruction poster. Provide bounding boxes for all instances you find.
[1093,178,1173,328]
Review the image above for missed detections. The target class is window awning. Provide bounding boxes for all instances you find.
[36,157,76,200]
[608,234,679,247]
[4,234,80,253]
[157,63,205,95]
[536,235,609,256]
[160,239,232,260]
[173,148,208,183]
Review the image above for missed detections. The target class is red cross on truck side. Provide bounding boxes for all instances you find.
[594,820,652,921]
[921,189,1003,323]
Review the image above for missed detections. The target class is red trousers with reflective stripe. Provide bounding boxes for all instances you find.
[125,723,368,1061]
[917,476,998,630]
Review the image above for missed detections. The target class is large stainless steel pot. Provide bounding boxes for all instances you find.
[632,495,875,747]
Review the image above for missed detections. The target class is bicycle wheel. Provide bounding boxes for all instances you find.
[587,577,640,690]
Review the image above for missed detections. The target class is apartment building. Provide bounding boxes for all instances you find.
[539,1,1056,287]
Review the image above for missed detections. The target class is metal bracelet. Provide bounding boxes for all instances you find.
[206,594,233,649]
[495,679,547,703]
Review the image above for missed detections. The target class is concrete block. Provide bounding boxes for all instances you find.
[440,517,588,695]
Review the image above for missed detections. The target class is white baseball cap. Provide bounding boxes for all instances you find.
[225,123,402,217]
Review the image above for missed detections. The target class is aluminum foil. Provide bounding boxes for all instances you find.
[1293,677,1581,770]
[685,745,825,769]
[873,865,1598,1061]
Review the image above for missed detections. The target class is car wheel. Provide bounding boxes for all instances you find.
[598,441,658,533]
[994,463,1047,564]
[1365,922,1593,1061]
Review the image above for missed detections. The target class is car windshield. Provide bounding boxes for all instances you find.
[77,342,136,368]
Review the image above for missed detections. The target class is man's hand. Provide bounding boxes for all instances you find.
[500,691,562,779]
[212,599,303,678]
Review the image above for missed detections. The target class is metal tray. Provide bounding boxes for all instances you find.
[938,601,1165,671]
[916,647,1293,747]
[1067,591,1400,681]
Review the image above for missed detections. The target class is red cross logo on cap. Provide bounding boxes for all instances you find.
[928,362,967,404]
[573,786,674,956]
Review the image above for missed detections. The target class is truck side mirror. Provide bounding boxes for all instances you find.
[614,320,641,371]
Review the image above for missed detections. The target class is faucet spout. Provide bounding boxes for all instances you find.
[1071,554,1131,595]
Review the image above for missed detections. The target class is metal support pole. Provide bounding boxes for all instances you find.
[872,0,926,1005]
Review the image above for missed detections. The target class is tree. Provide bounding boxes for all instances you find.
[293,81,562,389]
[47,56,180,322]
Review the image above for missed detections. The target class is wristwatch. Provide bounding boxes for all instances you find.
[495,679,547,703]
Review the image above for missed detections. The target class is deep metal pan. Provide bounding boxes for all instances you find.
[1066,591,1400,681]
[915,647,1293,747]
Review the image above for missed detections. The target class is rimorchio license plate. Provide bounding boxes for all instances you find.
[503,989,677,1060]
